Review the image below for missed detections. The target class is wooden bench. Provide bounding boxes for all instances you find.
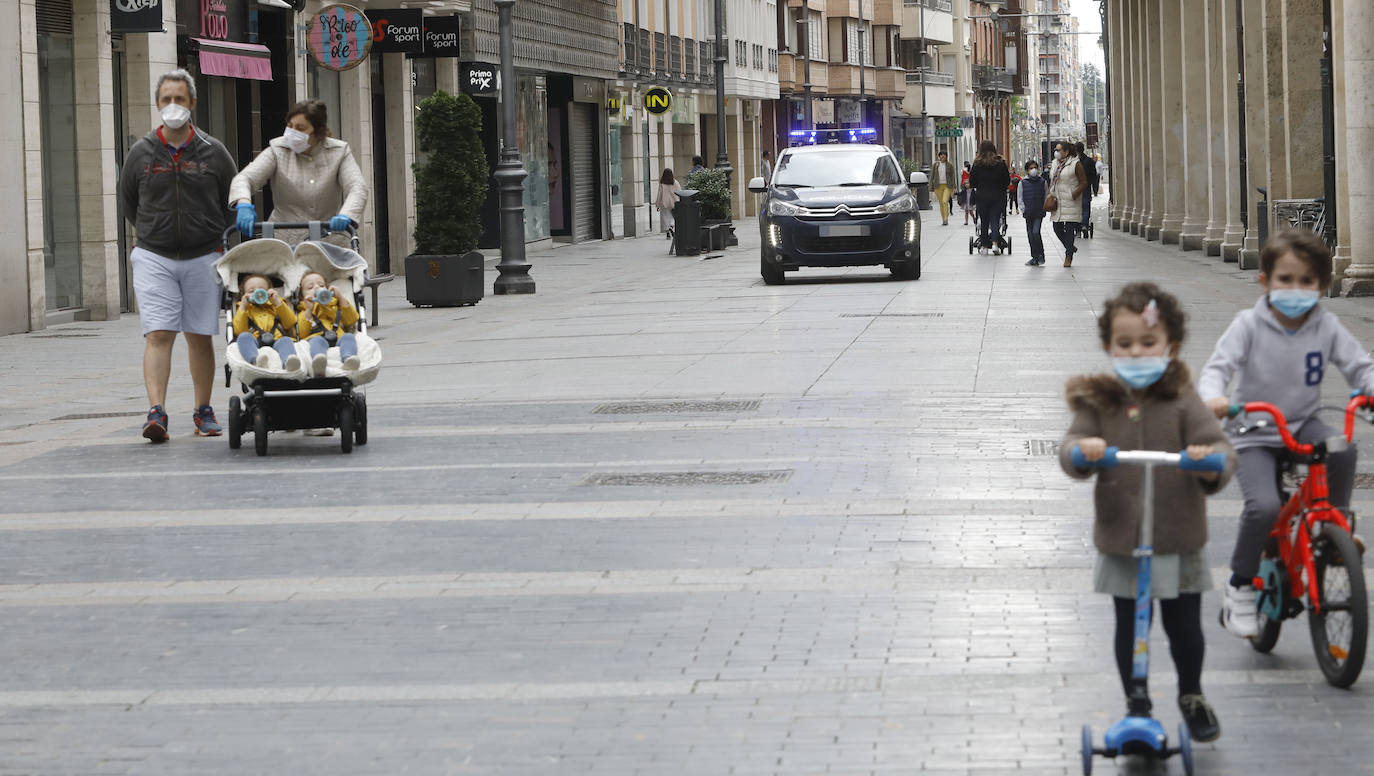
[362,273,395,326]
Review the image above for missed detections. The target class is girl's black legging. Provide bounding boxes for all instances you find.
[1112,594,1204,697]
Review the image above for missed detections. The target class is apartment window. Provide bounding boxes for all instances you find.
[622,23,636,71]
[735,39,747,68]
[686,38,696,79]
[701,40,712,79]
[753,43,763,70]
[671,35,682,77]
[808,13,822,59]
[655,31,666,72]
[845,21,873,65]
[639,28,651,71]
[768,48,777,72]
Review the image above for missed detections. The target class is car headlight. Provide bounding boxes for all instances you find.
[876,194,916,214]
[905,218,919,243]
[768,223,783,247]
[768,199,804,216]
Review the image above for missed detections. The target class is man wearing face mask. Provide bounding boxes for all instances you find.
[119,69,238,443]
[228,100,368,246]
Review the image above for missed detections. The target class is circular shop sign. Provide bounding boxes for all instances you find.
[307,4,372,72]
[643,86,673,116]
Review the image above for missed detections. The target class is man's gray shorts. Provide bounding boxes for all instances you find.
[130,247,221,336]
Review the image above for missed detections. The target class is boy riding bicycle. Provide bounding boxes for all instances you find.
[1198,229,1374,639]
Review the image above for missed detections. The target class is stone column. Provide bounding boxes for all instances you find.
[1108,0,1128,231]
[1131,0,1151,235]
[1238,0,1269,269]
[19,0,44,328]
[0,0,27,334]
[1279,0,1324,199]
[1215,0,1246,261]
[122,0,177,138]
[1178,0,1209,251]
[1261,0,1289,202]
[383,53,415,269]
[73,0,120,321]
[1340,0,1374,295]
[1331,0,1352,285]
[338,63,375,265]
[1157,1,1185,243]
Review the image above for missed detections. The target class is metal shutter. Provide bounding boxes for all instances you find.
[570,103,598,242]
[36,0,74,34]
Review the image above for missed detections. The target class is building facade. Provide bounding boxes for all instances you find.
[1037,0,1081,145]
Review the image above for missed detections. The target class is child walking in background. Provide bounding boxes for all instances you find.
[1198,229,1374,639]
[297,271,361,377]
[655,168,682,244]
[233,274,300,371]
[1060,282,1235,743]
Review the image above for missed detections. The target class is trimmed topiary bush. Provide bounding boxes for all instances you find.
[685,167,732,221]
[413,90,488,255]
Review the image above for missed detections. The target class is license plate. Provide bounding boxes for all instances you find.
[819,224,869,237]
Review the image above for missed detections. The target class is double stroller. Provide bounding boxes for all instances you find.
[216,221,382,455]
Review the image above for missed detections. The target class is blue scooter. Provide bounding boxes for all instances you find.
[1070,446,1227,776]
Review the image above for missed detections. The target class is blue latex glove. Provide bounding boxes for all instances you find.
[235,203,256,237]
[329,214,352,232]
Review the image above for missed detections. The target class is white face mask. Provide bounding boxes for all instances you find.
[1027,168,1040,178]
[1053,150,1061,160]
[160,103,191,130]
[281,127,311,154]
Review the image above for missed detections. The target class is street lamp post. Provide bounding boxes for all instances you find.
[796,7,813,128]
[919,0,928,168]
[492,0,534,295]
[713,0,731,182]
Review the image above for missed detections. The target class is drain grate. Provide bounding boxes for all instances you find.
[840,313,944,318]
[583,470,793,486]
[1355,473,1374,489]
[593,400,762,415]
[51,411,145,421]
[1027,439,1060,456]
[30,333,98,339]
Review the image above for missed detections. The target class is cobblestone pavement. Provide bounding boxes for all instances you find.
[2,194,1374,774]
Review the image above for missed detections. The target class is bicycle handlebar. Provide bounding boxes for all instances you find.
[1070,446,1228,473]
[1225,395,1373,454]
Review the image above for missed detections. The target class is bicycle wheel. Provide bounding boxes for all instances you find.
[1308,523,1368,687]
[1252,554,1284,654]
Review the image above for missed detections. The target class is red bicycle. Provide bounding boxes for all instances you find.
[1227,395,1369,687]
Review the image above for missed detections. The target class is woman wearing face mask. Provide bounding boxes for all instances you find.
[1047,140,1088,267]
[228,100,367,245]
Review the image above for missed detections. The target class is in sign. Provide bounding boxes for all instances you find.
[643,86,672,116]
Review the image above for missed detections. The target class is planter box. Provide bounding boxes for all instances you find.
[405,251,485,307]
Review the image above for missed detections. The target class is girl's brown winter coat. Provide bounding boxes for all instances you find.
[1058,361,1237,556]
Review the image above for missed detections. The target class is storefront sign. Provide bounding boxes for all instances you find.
[421,15,460,58]
[307,4,372,71]
[835,100,861,124]
[367,8,423,54]
[199,0,229,39]
[461,62,497,95]
[643,86,672,116]
[111,0,163,33]
[175,0,243,42]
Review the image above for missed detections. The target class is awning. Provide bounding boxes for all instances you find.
[193,38,273,81]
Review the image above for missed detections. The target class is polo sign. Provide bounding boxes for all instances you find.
[306,4,372,71]
[643,87,672,116]
[111,0,162,33]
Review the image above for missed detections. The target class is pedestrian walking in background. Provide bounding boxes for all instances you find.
[229,99,367,246]
[760,150,773,184]
[969,141,1011,254]
[689,156,705,176]
[1077,141,1100,237]
[118,69,238,443]
[1018,159,1048,266]
[930,151,956,226]
[1007,165,1022,215]
[1060,282,1235,744]
[1048,140,1087,267]
[960,162,973,225]
[655,168,683,242]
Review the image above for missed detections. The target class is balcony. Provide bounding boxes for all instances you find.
[901,69,956,116]
[972,64,1013,94]
[871,0,902,26]
[900,0,953,45]
[778,52,830,94]
[827,63,901,99]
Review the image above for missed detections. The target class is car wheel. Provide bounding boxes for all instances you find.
[761,256,785,285]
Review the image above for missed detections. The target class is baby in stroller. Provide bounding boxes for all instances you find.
[297,271,360,377]
[233,274,302,372]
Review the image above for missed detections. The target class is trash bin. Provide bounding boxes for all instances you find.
[673,189,702,255]
[910,171,930,211]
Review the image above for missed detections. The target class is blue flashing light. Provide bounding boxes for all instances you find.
[787,127,879,146]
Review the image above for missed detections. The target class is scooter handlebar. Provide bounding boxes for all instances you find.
[1071,446,1226,473]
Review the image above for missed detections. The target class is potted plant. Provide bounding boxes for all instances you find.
[405,90,489,307]
[685,167,736,248]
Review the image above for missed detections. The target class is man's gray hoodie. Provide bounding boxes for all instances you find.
[119,126,237,259]
[1197,295,1374,449]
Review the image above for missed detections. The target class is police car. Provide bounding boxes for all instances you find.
[749,129,924,285]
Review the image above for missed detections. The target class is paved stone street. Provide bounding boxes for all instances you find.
[2,196,1373,775]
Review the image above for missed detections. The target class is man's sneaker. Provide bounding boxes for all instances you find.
[1221,582,1260,638]
[1178,694,1221,742]
[142,405,169,443]
[193,404,222,437]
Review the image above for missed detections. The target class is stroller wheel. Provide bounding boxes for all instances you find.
[253,406,267,457]
[354,394,368,446]
[228,395,243,450]
[339,401,354,455]
[968,236,975,255]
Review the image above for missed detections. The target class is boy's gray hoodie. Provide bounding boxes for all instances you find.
[1197,295,1374,449]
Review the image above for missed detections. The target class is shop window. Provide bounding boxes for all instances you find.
[36,9,82,310]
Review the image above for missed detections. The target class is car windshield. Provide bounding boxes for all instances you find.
[772,149,903,188]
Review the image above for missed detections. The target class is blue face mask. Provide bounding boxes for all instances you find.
[1112,356,1171,389]
[1268,288,1320,319]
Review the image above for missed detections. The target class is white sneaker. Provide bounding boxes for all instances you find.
[1221,582,1260,638]
[283,354,301,372]
[311,353,328,377]
[342,355,361,371]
